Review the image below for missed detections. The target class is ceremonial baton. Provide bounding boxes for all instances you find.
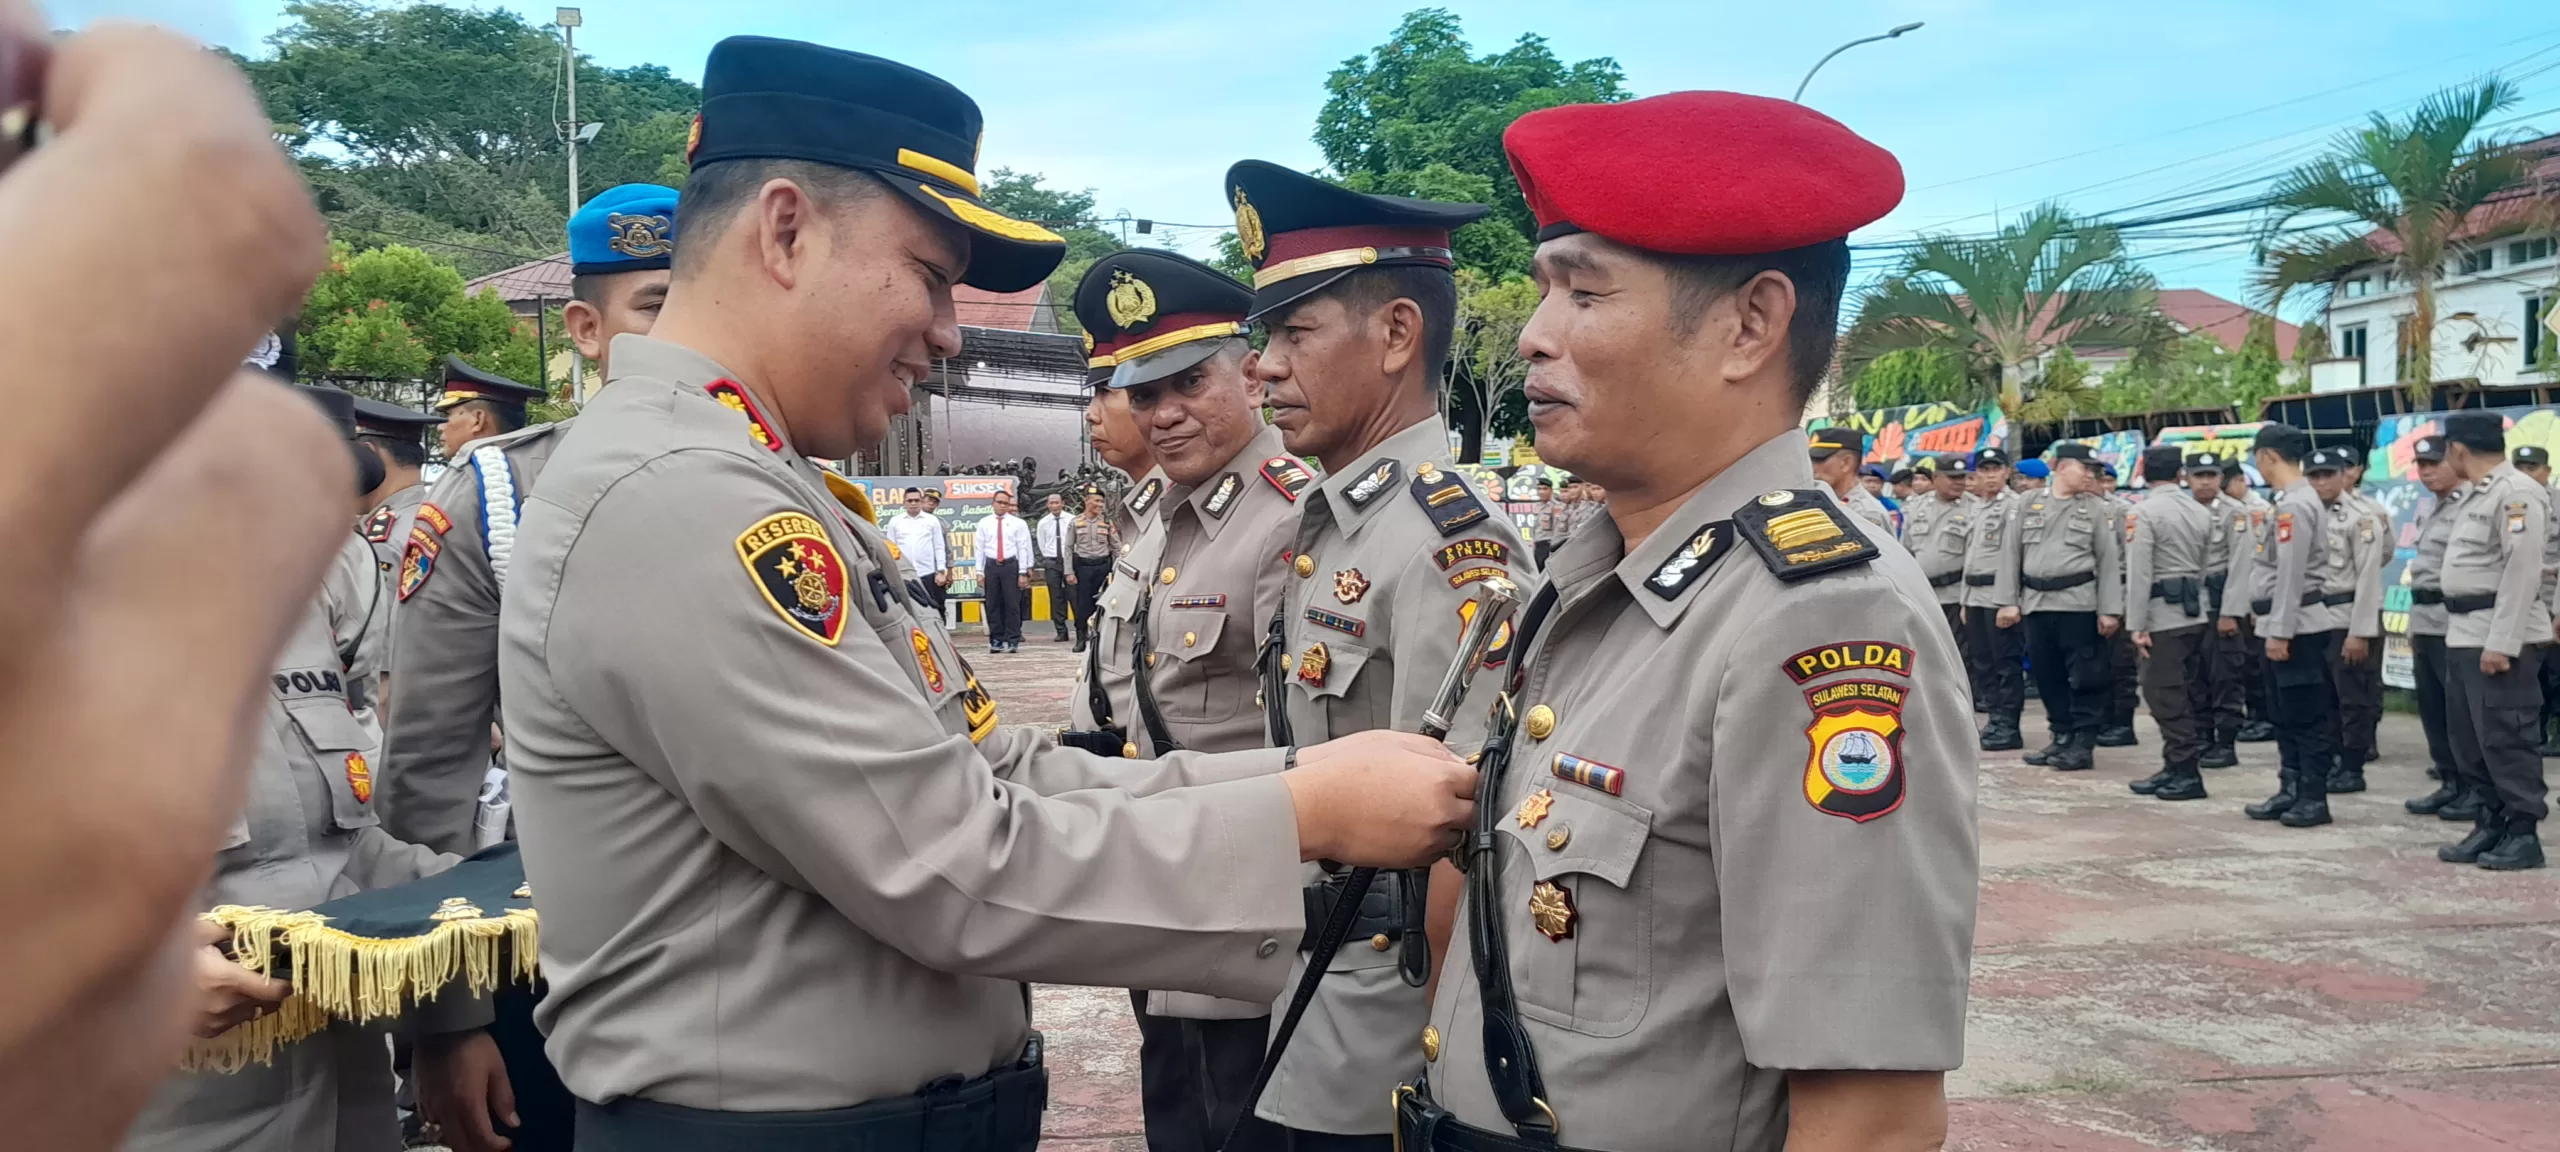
[1221,575,1521,1150]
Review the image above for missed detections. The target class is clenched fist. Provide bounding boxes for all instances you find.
[1285,731,1476,868]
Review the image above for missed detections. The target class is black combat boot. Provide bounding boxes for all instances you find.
[1071,632,1088,654]
[2439,820,2504,863]
[2153,764,2209,801]
[2022,733,2067,766]
[2235,720,2276,743]
[2278,798,2333,827]
[2477,818,2546,870]
[2245,771,2297,820]
[2049,731,2095,771]
[2538,716,2560,759]
[2094,724,2138,747]
[2405,780,2462,815]
[2438,789,2490,822]
[2199,743,2239,769]
[2129,766,2175,795]
[1979,714,2023,751]
[2326,762,2367,794]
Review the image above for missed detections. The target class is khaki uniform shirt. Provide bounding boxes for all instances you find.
[2336,490,2391,640]
[2407,484,2470,637]
[2442,462,2552,654]
[1104,423,1305,1020]
[1426,429,1978,1152]
[1959,489,2015,610]
[2122,487,2212,634]
[1071,467,1168,736]
[2202,492,2241,613]
[1069,513,1118,560]
[1840,483,1895,535]
[2220,491,2274,620]
[1902,491,1972,604]
[1993,491,2123,616]
[378,422,567,856]
[1263,416,1526,1134]
[125,534,452,1152]
[501,336,1303,1111]
[360,483,426,596]
[2248,480,2329,640]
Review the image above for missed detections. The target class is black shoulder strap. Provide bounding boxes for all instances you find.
[1082,617,1118,735]
[1129,584,1185,755]
[1261,609,1294,748]
[1470,581,1561,1141]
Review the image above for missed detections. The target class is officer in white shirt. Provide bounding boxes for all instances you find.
[975,490,1036,652]
[1035,491,1075,643]
[884,486,951,606]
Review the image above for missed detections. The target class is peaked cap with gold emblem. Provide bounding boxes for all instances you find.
[431,355,546,415]
[1073,248,1252,389]
[689,37,1064,292]
[1223,159,1489,321]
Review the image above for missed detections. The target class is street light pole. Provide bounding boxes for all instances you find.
[1792,22,1923,103]
[558,7,585,402]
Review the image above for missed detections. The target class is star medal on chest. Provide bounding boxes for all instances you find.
[1529,880,1576,941]
[1515,787,1554,828]
[1333,567,1370,604]
[737,513,850,645]
[1297,641,1330,687]
[344,751,373,804]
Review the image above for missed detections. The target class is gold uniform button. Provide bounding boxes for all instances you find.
[1160,567,1178,585]
[1183,631,1198,647]
[1294,554,1316,578]
[1370,933,1392,952]
[1546,824,1571,851]
[1281,652,1294,671]
[1523,704,1557,740]
[1122,742,1138,758]
[1422,1025,1441,1062]
[1146,652,1159,668]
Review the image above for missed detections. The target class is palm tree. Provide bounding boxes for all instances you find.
[2253,79,2546,393]
[1842,204,2172,411]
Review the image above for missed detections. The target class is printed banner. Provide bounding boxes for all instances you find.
[2046,430,2146,488]
[2154,422,2267,486]
[1810,402,2011,471]
[2369,405,2560,482]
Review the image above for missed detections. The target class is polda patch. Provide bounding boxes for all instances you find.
[1783,641,1914,683]
[1803,682,1905,823]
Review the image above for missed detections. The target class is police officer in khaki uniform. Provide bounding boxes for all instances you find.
[2095,462,2142,747]
[2190,454,2243,767]
[2240,424,2341,828]
[1068,353,1166,750]
[2123,445,2214,801]
[1809,425,1895,534]
[1225,157,1529,1149]
[2216,465,2279,744]
[1994,442,2122,772]
[125,387,455,1152]
[354,397,441,582]
[2404,434,2472,815]
[1963,447,2026,749]
[1400,88,1976,1152]
[1071,248,1297,1152]
[498,41,1477,1149]
[1903,453,1973,642]
[2435,411,2549,869]
[2313,447,2388,793]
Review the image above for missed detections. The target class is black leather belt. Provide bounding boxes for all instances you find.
[573,1035,1046,1152]
[2412,587,2444,605]
[2249,591,2326,615]
[2447,592,2499,614]
[2320,592,2356,607]
[1301,872,1406,954]
[1398,1079,1590,1151]
[1927,570,1963,588]
[1963,572,1997,587]
[2022,570,2096,592]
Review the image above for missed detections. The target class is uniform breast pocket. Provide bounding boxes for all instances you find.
[1154,607,1233,722]
[1289,639,1382,734]
[283,698,379,832]
[2020,514,2045,543]
[1498,785,1653,1038]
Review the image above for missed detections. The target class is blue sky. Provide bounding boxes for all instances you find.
[54,0,2560,322]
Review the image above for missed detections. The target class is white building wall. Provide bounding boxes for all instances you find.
[2320,235,2560,387]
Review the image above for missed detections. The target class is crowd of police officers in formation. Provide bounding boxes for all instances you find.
[171,27,2560,1152]
[1870,418,2551,870]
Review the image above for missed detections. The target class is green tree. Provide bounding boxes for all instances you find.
[2014,346,2097,425]
[1843,204,2174,409]
[2253,80,2546,394]
[2293,320,2329,378]
[299,241,542,388]
[977,167,1123,333]
[1209,232,1256,283]
[1317,8,1626,277]
[2232,314,2286,410]
[2083,331,2240,417]
[1849,347,1974,409]
[1445,268,1539,457]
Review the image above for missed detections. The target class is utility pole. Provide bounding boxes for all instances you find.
[558,7,588,402]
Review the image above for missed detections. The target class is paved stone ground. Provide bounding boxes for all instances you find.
[969,628,2560,1151]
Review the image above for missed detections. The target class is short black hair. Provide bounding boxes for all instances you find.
[2444,411,2507,454]
[1270,264,1459,389]
[904,487,924,498]
[360,433,427,469]
[674,159,893,278]
[1643,238,1851,407]
[457,399,528,435]
[2252,422,2312,464]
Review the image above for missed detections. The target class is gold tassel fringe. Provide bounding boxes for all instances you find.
[180,904,539,1072]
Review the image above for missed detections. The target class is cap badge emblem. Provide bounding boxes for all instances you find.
[606,212,673,258]
[1234,187,1267,263]
[1106,269,1158,329]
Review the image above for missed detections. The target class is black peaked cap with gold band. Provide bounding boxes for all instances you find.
[689,36,1065,293]
[432,355,546,415]
[1225,159,1488,321]
[1074,249,1252,390]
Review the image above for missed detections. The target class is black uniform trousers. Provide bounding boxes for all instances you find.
[982,558,1025,645]
[2265,629,2340,804]
[2411,632,2458,778]
[2106,628,2140,729]
[493,982,575,1150]
[1039,556,1071,639]
[1071,556,1111,641]
[2328,635,2386,769]
[2024,610,2110,738]
[2140,624,2210,767]
[1128,992,1281,1152]
[2446,643,2552,824]
[1964,605,2027,719]
[2204,619,2253,743]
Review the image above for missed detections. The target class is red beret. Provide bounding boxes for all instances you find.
[1504,91,1904,256]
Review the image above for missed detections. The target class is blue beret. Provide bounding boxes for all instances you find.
[569,183,680,276]
[2016,459,2050,479]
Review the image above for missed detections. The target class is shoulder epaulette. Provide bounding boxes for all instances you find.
[1260,455,1314,502]
[1732,489,1879,582]
[1408,461,1490,537]
[704,379,782,452]
[1644,520,1736,600]
[1128,476,1165,518]
[360,504,399,544]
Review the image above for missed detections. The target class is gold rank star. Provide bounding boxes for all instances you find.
[1515,787,1554,828]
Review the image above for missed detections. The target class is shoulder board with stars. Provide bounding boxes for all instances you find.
[360,504,399,544]
[1260,455,1314,501]
[1203,472,1244,519]
[1408,462,1490,537]
[1127,477,1164,518]
[705,379,782,453]
[1344,459,1401,508]
[1731,490,1879,582]
[1645,520,1736,600]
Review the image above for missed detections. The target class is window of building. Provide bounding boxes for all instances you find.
[2529,295,2553,369]
[2382,270,2398,290]
[2344,277,2371,298]
[2460,248,2494,275]
[2511,237,2556,265]
[2340,323,2368,386]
